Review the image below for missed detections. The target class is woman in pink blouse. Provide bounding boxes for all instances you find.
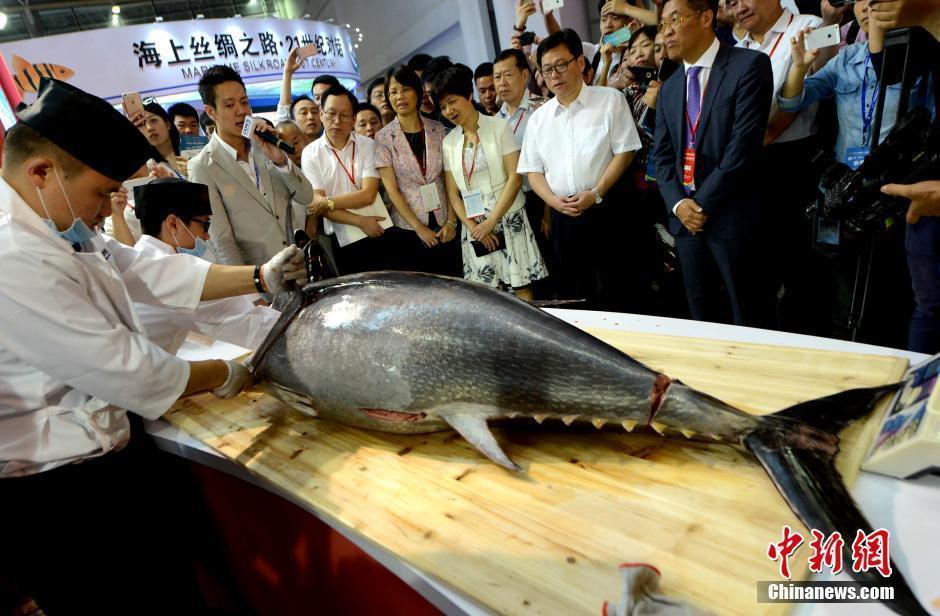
[374,66,461,276]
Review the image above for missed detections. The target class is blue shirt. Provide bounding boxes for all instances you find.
[778,42,934,166]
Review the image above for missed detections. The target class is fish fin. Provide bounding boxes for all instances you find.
[771,383,901,433]
[745,383,927,616]
[12,54,27,73]
[437,405,523,472]
[259,381,318,417]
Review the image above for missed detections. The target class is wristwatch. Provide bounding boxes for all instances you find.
[592,188,603,204]
[326,198,335,212]
[445,219,457,228]
[512,24,525,32]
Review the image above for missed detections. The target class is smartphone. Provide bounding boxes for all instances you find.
[658,58,680,82]
[296,44,318,60]
[121,92,144,120]
[628,66,658,85]
[542,0,565,12]
[804,24,841,51]
[471,231,506,257]
[603,27,632,47]
[519,31,536,46]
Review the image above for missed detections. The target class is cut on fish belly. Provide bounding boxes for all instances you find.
[251,272,925,616]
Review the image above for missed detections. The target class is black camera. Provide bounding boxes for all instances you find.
[519,31,536,46]
[809,107,940,239]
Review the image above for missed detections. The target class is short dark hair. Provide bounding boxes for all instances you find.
[290,94,315,119]
[422,56,454,85]
[367,77,386,100]
[312,75,341,90]
[2,122,83,177]
[321,85,358,112]
[629,25,659,48]
[685,0,719,21]
[494,48,529,72]
[406,53,432,73]
[474,62,494,81]
[141,211,196,237]
[536,29,584,68]
[384,65,424,102]
[198,110,214,132]
[354,102,382,119]
[167,102,198,121]
[198,65,244,107]
[430,66,474,104]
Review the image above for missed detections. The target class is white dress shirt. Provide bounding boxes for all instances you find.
[672,36,721,214]
[738,9,822,144]
[212,132,294,200]
[517,83,642,197]
[300,132,390,247]
[497,90,547,193]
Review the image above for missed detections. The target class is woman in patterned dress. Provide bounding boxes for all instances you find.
[432,66,547,301]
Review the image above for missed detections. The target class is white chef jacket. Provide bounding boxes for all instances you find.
[133,234,278,355]
[0,177,211,478]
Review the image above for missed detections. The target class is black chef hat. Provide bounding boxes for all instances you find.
[16,78,156,181]
[134,178,211,222]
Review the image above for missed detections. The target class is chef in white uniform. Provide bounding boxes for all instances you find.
[131,177,279,354]
[0,78,305,614]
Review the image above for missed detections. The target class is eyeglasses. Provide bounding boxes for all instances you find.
[541,57,578,77]
[322,109,353,123]
[657,10,707,32]
[191,219,211,231]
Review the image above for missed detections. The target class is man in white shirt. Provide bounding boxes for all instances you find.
[301,85,398,274]
[494,48,551,283]
[132,178,279,354]
[188,65,313,267]
[0,78,304,613]
[518,29,642,306]
[736,0,832,333]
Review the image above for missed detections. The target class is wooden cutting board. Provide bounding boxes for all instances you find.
[165,328,907,616]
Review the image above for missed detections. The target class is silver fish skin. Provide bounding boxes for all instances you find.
[256,273,763,449]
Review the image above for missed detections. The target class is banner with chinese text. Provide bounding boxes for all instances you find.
[0,17,359,103]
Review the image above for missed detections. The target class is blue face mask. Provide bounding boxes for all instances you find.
[171,220,209,259]
[36,166,99,248]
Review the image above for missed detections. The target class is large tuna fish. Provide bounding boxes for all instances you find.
[251,272,926,616]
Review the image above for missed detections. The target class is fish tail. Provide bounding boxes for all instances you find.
[744,384,928,616]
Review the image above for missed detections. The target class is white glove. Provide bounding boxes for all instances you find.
[212,360,251,399]
[260,245,306,293]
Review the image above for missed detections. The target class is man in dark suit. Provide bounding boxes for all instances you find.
[652,0,773,326]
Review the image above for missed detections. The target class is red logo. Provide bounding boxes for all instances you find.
[768,527,892,578]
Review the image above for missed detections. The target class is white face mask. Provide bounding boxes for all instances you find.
[36,166,99,248]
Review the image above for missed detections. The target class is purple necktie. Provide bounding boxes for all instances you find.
[684,66,703,150]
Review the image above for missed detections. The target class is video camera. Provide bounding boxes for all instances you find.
[810,107,940,239]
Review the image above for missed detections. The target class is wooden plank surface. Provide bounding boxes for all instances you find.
[165,328,907,616]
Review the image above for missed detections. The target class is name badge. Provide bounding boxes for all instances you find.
[845,146,869,171]
[682,148,697,191]
[462,190,486,220]
[419,183,442,214]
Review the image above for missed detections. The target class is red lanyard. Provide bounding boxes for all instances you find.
[512,108,526,134]
[767,14,794,58]
[462,135,479,184]
[331,140,358,189]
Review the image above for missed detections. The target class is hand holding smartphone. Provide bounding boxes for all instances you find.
[121,92,145,126]
[803,24,840,51]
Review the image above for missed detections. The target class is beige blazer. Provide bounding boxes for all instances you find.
[188,136,313,266]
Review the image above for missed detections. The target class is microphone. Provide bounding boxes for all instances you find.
[253,128,296,155]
